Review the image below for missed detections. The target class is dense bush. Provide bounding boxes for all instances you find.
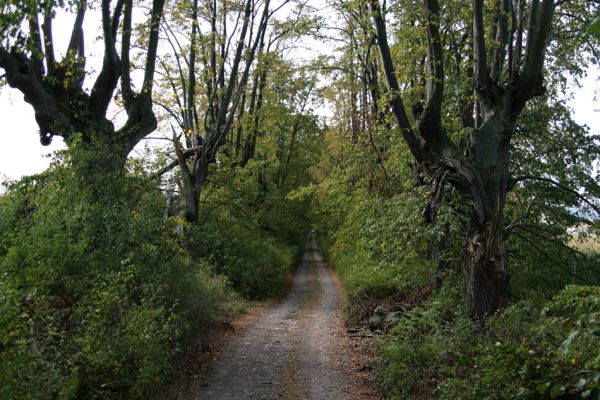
[178,155,309,299]
[184,216,295,299]
[378,283,600,400]
[312,183,461,324]
[0,159,232,399]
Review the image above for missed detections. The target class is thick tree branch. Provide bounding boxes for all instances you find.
[41,10,56,74]
[120,0,134,107]
[520,0,554,90]
[507,0,555,116]
[148,146,203,180]
[186,0,199,138]
[28,13,44,75]
[491,0,510,82]
[89,0,122,119]
[418,0,449,154]
[473,0,490,97]
[0,47,71,141]
[368,0,429,163]
[111,0,126,39]
[422,0,444,121]
[142,0,166,97]
[512,0,524,79]
[370,0,487,223]
[67,2,86,56]
[115,0,166,154]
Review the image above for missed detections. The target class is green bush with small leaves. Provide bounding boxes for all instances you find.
[378,284,600,400]
[0,155,232,399]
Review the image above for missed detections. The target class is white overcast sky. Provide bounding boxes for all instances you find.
[0,4,599,185]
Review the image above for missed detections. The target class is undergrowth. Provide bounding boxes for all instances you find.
[0,148,304,399]
[378,283,600,400]
[316,188,600,400]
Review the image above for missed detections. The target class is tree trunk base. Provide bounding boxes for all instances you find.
[464,220,509,324]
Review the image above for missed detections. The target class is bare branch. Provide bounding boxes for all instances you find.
[142,0,167,96]
[491,0,510,82]
[206,0,253,149]
[28,13,44,75]
[41,8,56,74]
[89,0,122,119]
[148,146,203,180]
[186,0,200,136]
[473,0,490,91]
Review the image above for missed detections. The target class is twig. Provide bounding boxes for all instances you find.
[18,272,97,288]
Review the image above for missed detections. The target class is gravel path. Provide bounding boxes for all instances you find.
[189,233,360,399]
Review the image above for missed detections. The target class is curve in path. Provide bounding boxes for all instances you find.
[190,233,357,400]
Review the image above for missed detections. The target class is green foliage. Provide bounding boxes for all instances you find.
[378,285,600,400]
[186,153,313,298]
[184,214,295,299]
[311,2,600,396]
[0,42,323,396]
[0,151,232,399]
[587,17,600,40]
[377,279,471,398]
[307,117,464,316]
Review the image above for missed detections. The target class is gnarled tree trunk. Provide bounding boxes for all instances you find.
[463,109,514,320]
[369,0,555,321]
[465,216,509,321]
[0,0,166,180]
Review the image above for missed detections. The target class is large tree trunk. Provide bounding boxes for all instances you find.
[464,216,509,322]
[464,111,513,321]
[174,135,208,224]
[176,163,209,224]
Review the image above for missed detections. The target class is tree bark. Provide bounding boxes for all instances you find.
[465,218,509,322]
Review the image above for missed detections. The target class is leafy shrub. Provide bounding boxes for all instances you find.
[0,160,232,399]
[378,284,600,400]
[314,186,456,312]
[179,158,307,300]
[184,208,295,299]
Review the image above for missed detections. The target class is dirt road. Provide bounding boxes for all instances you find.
[188,233,372,399]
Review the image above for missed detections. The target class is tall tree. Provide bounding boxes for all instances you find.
[154,0,309,223]
[0,0,166,174]
[367,0,598,321]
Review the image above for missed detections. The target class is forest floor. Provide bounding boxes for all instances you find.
[170,233,381,400]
